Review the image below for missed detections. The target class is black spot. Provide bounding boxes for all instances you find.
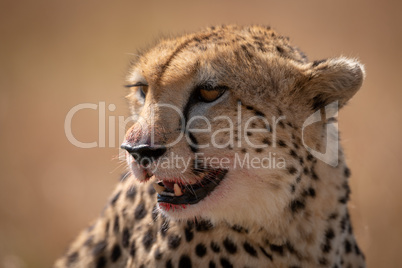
[290,150,298,159]
[318,257,328,266]
[292,142,300,149]
[126,186,137,200]
[344,167,351,178]
[312,59,326,67]
[328,213,338,220]
[130,241,136,257]
[166,259,173,268]
[262,137,271,146]
[96,256,107,268]
[278,121,285,128]
[110,191,121,206]
[339,196,349,204]
[113,215,119,233]
[308,187,316,197]
[256,148,263,153]
[354,244,362,256]
[231,224,248,233]
[286,242,303,260]
[254,110,265,117]
[220,257,233,268]
[223,237,237,254]
[142,229,155,251]
[321,240,332,253]
[340,216,347,232]
[241,148,247,153]
[290,199,305,213]
[134,202,147,220]
[311,93,328,110]
[195,219,213,231]
[184,226,194,242]
[278,140,287,147]
[270,244,284,256]
[290,184,296,193]
[67,251,79,265]
[307,153,314,161]
[122,228,130,248]
[179,255,192,268]
[259,246,273,260]
[154,247,163,260]
[246,132,252,136]
[303,167,309,175]
[110,244,121,262]
[196,243,207,257]
[241,44,254,59]
[211,241,221,253]
[344,240,352,254]
[243,242,258,257]
[326,228,335,240]
[167,234,181,249]
[311,168,319,180]
[93,241,107,256]
[288,166,297,175]
[276,46,284,54]
[209,260,216,268]
[148,183,156,195]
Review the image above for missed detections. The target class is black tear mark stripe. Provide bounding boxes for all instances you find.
[155,32,217,86]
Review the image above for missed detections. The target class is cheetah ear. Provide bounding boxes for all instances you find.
[300,57,365,110]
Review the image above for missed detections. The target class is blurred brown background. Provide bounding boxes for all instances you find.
[0,0,401,267]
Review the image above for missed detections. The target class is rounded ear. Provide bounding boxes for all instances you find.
[299,57,365,111]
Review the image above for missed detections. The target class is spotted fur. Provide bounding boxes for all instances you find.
[55,25,365,267]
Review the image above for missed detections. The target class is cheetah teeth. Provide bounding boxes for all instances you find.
[153,182,184,197]
[153,183,166,194]
[174,183,183,196]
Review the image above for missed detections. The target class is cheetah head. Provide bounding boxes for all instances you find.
[121,25,364,229]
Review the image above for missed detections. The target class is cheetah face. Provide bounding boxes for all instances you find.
[121,25,364,227]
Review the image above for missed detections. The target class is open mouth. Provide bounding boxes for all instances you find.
[152,169,228,206]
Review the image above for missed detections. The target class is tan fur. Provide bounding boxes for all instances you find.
[55,25,365,268]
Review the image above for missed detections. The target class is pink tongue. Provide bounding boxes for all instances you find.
[163,181,175,190]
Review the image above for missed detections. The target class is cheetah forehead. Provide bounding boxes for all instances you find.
[128,25,308,86]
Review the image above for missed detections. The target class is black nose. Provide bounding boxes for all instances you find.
[121,144,167,165]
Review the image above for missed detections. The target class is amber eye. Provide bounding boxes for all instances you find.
[198,86,227,102]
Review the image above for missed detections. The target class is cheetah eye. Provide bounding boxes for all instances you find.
[125,83,149,99]
[198,86,227,103]
[137,85,149,99]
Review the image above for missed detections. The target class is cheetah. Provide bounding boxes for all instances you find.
[55,25,366,267]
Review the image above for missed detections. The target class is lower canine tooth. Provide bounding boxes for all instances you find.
[153,183,166,194]
[174,183,183,196]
